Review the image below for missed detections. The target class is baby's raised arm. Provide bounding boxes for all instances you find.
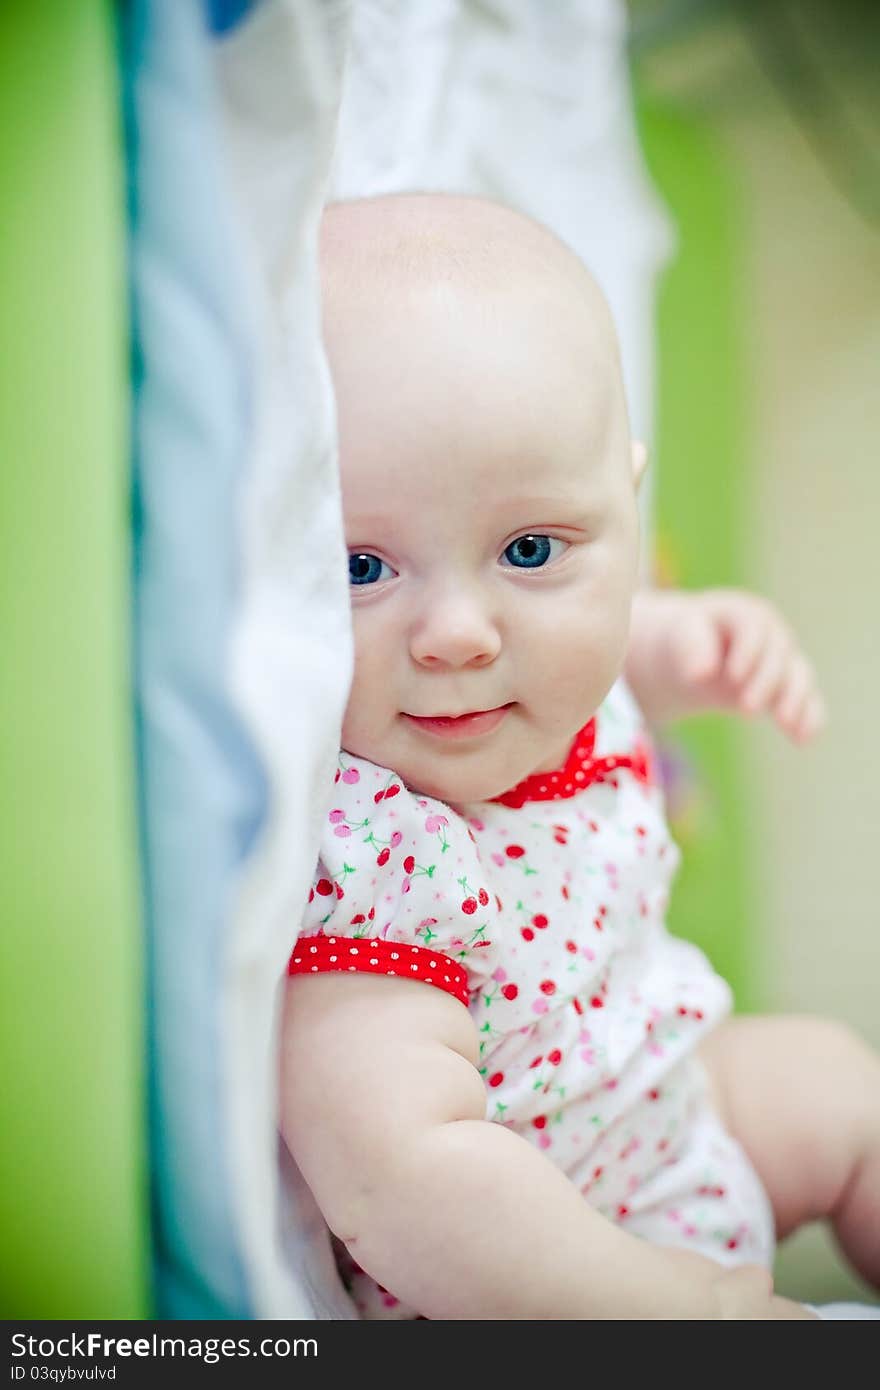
[624,587,825,741]
[279,971,813,1319]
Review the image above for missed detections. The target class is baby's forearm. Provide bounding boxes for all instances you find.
[331,1116,770,1319]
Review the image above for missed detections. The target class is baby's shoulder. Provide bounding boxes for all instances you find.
[299,752,499,983]
[325,750,471,856]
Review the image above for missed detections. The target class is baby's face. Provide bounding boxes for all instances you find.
[326,250,641,804]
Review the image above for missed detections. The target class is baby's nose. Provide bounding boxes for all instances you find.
[409,591,501,669]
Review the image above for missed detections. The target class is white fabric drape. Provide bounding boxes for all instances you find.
[217,0,671,1319]
[214,0,357,1320]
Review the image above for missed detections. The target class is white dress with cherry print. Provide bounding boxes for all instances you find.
[289,679,774,1318]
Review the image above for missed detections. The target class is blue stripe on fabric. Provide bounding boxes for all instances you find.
[205,0,258,36]
[124,0,267,1320]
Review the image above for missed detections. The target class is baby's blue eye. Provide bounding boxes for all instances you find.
[349,552,394,586]
[501,535,564,569]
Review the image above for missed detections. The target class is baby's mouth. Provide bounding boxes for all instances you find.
[402,704,514,740]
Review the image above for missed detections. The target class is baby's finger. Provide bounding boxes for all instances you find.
[791,689,827,744]
[804,691,827,739]
[773,656,820,739]
[738,637,791,714]
[725,609,771,687]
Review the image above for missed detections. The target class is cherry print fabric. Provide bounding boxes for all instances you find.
[289,680,775,1317]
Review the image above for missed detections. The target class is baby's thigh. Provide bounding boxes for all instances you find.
[700,1015,880,1237]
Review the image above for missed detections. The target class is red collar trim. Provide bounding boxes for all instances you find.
[491,718,652,810]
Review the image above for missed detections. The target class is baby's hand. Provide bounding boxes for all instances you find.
[626,588,826,742]
[710,1264,820,1321]
[663,1249,819,1319]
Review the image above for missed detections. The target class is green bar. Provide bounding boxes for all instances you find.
[636,96,756,1011]
[0,2,149,1317]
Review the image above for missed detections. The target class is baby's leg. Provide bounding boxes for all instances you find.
[701,1015,880,1289]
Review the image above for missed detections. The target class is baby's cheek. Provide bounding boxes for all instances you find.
[344,618,398,737]
[340,693,385,768]
[545,606,626,709]
[344,660,380,731]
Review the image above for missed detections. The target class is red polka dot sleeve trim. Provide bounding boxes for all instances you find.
[287,935,470,1006]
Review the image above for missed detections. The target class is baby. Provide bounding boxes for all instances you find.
[280,194,879,1319]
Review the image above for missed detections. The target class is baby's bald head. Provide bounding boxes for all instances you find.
[321,193,611,318]
[320,194,622,394]
[319,194,633,485]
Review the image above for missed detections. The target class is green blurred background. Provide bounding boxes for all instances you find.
[631,0,880,1305]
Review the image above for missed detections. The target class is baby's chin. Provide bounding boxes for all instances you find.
[353,753,508,806]
[397,763,516,808]
[339,733,517,805]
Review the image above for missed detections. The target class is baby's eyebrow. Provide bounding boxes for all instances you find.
[493,499,601,528]
[343,528,412,561]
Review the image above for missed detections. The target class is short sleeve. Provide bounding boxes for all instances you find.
[289,753,501,1006]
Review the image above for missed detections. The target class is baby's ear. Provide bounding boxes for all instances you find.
[631,439,648,491]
